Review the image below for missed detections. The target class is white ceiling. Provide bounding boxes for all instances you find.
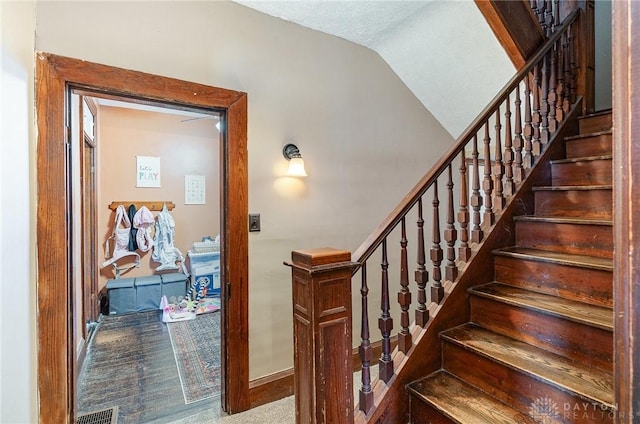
[235,0,515,138]
[237,1,435,49]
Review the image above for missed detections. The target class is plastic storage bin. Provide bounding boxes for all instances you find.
[191,263,221,297]
[161,272,188,302]
[187,250,220,298]
[187,250,220,268]
[106,277,136,315]
[135,275,162,311]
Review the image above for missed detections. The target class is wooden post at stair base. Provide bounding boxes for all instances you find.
[286,248,357,424]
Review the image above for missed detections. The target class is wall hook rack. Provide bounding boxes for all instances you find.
[108,201,175,211]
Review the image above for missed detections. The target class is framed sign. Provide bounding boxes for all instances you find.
[185,174,206,204]
[136,156,161,188]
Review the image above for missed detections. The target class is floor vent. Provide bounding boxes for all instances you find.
[77,406,118,424]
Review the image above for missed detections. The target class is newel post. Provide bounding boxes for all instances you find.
[285,247,357,424]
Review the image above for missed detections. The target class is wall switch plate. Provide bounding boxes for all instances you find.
[249,213,261,232]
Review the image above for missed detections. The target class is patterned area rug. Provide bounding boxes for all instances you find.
[168,311,221,404]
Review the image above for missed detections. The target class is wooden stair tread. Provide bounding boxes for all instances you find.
[513,215,612,226]
[550,154,612,164]
[532,184,612,191]
[408,371,537,424]
[441,324,614,407]
[493,247,613,271]
[564,129,612,140]
[470,282,613,331]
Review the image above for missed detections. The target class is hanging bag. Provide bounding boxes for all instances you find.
[127,204,138,251]
[102,205,140,273]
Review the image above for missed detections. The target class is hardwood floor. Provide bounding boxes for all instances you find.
[77,310,220,424]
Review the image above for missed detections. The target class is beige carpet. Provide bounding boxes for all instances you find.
[167,396,295,424]
[168,367,378,424]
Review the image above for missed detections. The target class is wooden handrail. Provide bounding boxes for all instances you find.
[352,9,579,268]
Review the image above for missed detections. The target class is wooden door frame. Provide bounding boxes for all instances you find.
[612,2,640,421]
[79,94,98,335]
[35,53,250,423]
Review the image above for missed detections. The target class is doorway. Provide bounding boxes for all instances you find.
[73,92,224,421]
[35,53,249,423]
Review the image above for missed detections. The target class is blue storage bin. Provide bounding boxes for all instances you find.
[161,272,188,302]
[135,275,162,311]
[191,263,221,297]
[106,277,136,315]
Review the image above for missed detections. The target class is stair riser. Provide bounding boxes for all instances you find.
[535,189,612,219]
[565,134,612,158]
[442,343,614,423]
[515,221,613,259]
[579,114,612,134]
[551,159,612,186]
[494,256,612,307]
[470,296,613,372]
[409,396,456,424]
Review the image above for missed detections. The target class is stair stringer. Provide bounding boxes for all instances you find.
[356,98,583,424]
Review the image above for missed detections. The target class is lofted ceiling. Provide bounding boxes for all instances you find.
[235,0,515,138]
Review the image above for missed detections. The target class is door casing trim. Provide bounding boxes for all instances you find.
[35,52,250,422]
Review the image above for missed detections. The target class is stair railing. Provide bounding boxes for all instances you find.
[286,7,582,424]
[353,8,579,416]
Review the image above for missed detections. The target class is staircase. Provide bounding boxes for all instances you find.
[407,110,614,423]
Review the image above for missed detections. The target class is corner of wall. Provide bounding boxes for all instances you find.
[0,1,38,422]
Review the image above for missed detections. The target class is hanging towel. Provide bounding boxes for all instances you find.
[133,205,155,252]
[127,204,138,251]
[152,204,185,272]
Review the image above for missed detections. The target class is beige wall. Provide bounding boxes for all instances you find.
[595,0,612,111]
[1,1,37,423]
[96,106,220,288]
[35,1,455,380]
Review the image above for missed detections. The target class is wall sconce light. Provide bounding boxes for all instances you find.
[283,143,307,177]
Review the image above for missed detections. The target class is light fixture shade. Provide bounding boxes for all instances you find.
[287,157,307,177]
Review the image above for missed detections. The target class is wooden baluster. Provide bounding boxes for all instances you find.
[397,218,412,354]
[378,239,393,383]
[568,22,577,103]
[540,53,550,145]
[538,0,547,36]
[556,38,566,123]
[503,96,515,195]
[444,165,458,282]
[532,64,542,155]
[555,41,563,117]
[470,135,484,243]
[358,263,374,414]
[431,182,444,304]
[482,122,495,226]
[493,109,505,211]
[524,73,535,168]
[563,32,572,113]
[513,85,525,182]
[548,44,558,133]
[458,150,471,261]
[532,0,545,33]
[414,198,429,327]
[545,0,554,36]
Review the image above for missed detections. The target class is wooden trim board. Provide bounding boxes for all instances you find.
[35,53,250,422]
[248,337,397,408]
